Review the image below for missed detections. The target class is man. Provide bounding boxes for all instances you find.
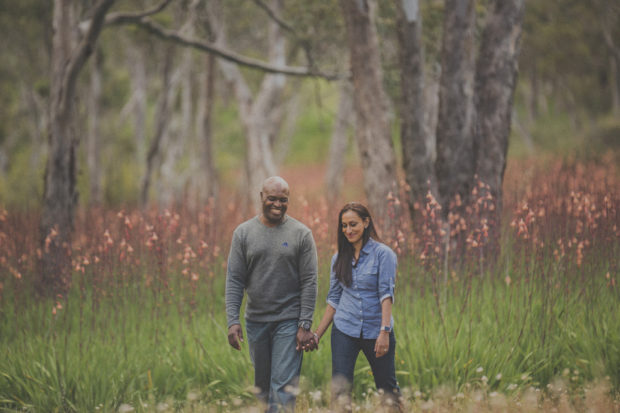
[225,176,318,412]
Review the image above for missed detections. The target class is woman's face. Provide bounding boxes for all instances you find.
[341,210,369,248]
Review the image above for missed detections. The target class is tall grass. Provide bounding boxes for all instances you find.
[0,158,618,411]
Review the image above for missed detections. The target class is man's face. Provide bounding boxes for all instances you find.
[261,185,289,224]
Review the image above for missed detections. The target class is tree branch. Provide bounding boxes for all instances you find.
[61,0,116,114]
[104,0,173,25]
[105,15,341,80]
[252,0,295,34]
[252,0,317,72]
[602,27,620,63]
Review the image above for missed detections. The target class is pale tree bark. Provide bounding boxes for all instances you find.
[424,73,439,163]
[21,84,49,172]
[325,80,354,206]
[158,9,198,207]
[339,0,400,228]
[527,63,540,122]
[40,0,115,295]
[395,0,436,224]
[207,0,287,212]
[512,109,535,154]
[195,51,218,205]
[273,89,301,166]
[140,46,176,207]
[191,0,219,208]
[113,2,174,174]
[474,0,525,262]
[122,44,148,166]
[87,48,103,206]
[434,0,476,216]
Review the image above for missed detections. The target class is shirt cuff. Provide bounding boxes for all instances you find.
[380,293,393,304]
[227,319,241,328]
[327,299,339,309]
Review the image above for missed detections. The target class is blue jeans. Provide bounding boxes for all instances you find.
[331,324,400,400]
[245,319,302,413]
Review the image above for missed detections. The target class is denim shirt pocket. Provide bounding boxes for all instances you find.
[358,260,379,289]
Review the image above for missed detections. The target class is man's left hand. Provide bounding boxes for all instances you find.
[296,328,318,352]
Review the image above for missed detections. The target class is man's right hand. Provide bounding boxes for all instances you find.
[227,324,243,350]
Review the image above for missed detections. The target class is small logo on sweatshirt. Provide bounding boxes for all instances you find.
[282,242,288,247]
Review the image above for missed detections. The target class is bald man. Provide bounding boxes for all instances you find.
[225,176,318,412]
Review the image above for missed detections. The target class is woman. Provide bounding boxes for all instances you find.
[313,202,400,406]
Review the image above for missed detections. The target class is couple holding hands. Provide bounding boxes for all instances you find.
[225,176,400,412]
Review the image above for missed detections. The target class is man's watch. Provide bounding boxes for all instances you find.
[298,320,311,331]
[381,325,392,333]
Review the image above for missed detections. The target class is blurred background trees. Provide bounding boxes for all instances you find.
[1,0,616,209]
[0,0,618,291]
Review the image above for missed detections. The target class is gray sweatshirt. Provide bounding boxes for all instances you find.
[225,215,318,328]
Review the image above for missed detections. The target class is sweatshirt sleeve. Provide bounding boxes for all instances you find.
[298,230,318,323]
[225,229,247,328]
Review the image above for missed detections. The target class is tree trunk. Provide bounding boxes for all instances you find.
[474,0,525,264]
[395,0,436,224]
[434,0,476,216]
[140,47,175,207]
[127,45,148,166]
[158,4,202,207]
[40,0,115,295]
[207,0,285,212]
[424,72,439,164]
[273,89,301,166]
[21,84,48,177]
[195,52,218,205]
[339,0,399,229]
[87,48,103,206]
[325,80,354,206]
[527,63,540,122]
[158,59,193,206]
[598,4,620,116]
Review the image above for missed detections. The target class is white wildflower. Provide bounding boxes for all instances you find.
[118,404,134,413]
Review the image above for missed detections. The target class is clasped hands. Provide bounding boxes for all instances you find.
[296,328,319,352]
[228,324,320,352]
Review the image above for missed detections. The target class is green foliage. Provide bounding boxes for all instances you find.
[0,146,44,208]
[213,103,246,174]
[576,116,620,164]
[285,81,339,165]
[1,249,618,410]
[520,0,618,117]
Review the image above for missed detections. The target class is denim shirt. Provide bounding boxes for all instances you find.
[327,238,397,339]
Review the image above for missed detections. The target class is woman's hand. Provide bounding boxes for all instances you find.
[297,328,318,352]
[374,331,389,358]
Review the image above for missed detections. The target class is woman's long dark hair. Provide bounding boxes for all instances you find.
[333,202,380,287]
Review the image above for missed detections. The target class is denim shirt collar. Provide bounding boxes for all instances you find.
[360,238,377,256]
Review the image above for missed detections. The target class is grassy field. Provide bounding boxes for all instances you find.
[0,157,618,412]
